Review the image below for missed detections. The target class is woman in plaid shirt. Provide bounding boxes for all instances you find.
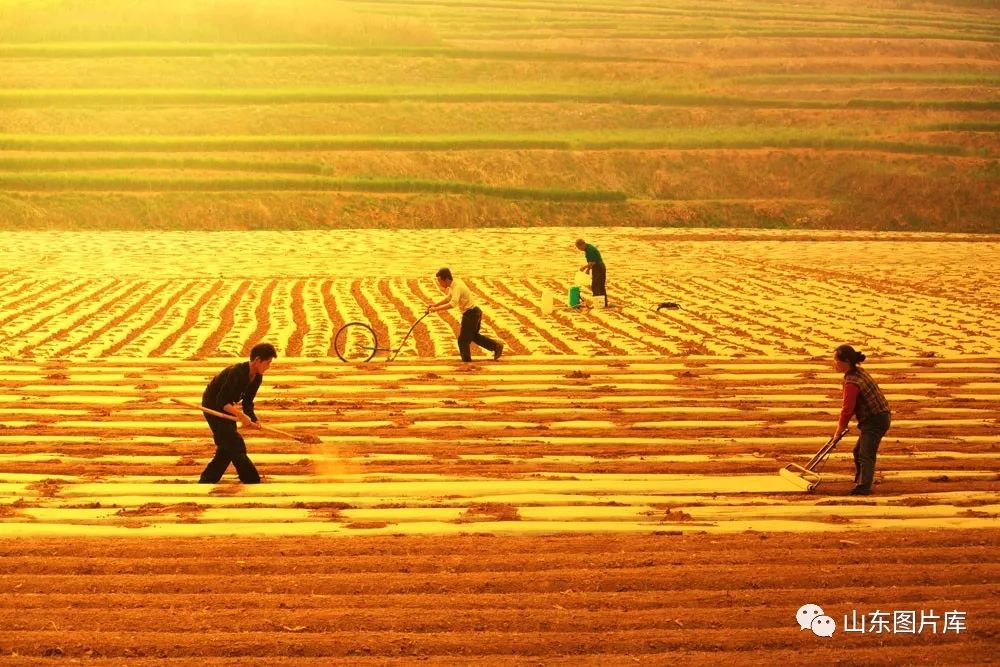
[833,345,892,496]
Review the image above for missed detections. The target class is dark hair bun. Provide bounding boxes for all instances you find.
[834,344,866,366]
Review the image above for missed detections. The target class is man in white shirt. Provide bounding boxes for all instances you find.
[426,267,504,362]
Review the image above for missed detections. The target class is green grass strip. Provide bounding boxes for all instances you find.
[0,88,805,107]
[916,122,1000,132]
[0,135,570,151]
[0,156,324,174]
[350,0,1000,36]
[480,27,1000,44]
[0,133,967,156]
[0,173,626,202]
[843,98,997,110]
[0,42,652,62]
[574,137,966,155]
[737,72,1000,85]
[0,88,996,110]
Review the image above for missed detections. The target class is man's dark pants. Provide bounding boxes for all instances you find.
[853,412,890,491]
[591,262,607,306]
[458,306,500,362]
[199,414,261,484]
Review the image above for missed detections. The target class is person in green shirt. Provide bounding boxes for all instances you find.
[575,238,607,307]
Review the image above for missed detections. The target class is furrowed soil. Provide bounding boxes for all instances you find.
[0,229,998,664]
[1,2,998,661]
[0,532,997,665]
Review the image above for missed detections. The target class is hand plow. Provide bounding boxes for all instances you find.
[778,429,849,492]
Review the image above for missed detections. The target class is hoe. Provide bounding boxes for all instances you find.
[170,398,321,444]
[779,428,849,492]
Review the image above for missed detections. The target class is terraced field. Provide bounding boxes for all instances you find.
[1,0,998,232]
[1,229,998,663]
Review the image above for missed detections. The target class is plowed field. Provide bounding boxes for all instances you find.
[1,532,997,665]
[1,229,997,664]
[2,228,998,358]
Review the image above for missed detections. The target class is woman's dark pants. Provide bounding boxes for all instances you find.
[853,412,890,492]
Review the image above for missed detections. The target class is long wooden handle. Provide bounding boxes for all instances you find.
[257,424,302,440]
[170,397,320,445]
[171,397,235,421]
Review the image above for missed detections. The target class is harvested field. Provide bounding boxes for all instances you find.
[1,229,998,663]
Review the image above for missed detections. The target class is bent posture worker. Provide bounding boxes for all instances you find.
[199,342,277,484]
[426,267,504,362]
[832,344,891,496]
[576,238,607,307]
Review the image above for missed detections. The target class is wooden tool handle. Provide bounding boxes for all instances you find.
[170,397,236,421]
[170,397,304,441]
[258,424,299,439]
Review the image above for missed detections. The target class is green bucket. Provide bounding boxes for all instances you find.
[568,285,581,308]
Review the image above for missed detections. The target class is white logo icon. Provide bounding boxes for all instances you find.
[811,615,836,637]
[796,603,825,631]
[797,604,837,637]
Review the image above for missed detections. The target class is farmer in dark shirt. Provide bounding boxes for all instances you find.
[576,238,607,307]
[198,343,278,484]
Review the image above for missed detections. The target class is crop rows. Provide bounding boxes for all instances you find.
[0,356,997,536]
[0,532,994,664]
[0,274,995,360]
[1,229,997,359]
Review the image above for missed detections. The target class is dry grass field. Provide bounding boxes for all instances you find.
[0,0,997,232]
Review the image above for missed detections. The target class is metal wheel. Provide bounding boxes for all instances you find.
[334,322,378,362]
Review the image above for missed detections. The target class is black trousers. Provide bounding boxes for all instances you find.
[458,306,500,362]
[853,411,890,491]
[591,262,607,305]
[199,414,261,484]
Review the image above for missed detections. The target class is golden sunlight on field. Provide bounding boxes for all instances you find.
[1,228,999,358]
[1,0,998,663]
[1,226,998,530]
[1,0,997,232]
[1,229,998,662]
[3,353,998,537]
